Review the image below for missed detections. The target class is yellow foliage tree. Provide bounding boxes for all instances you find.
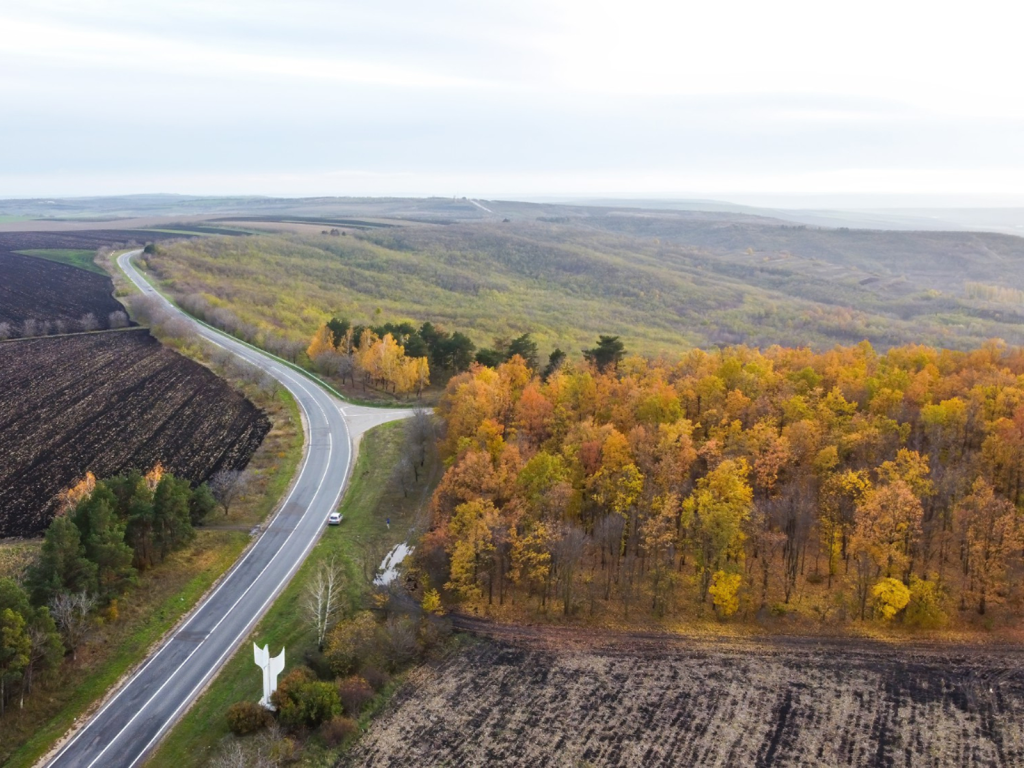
[351,330,428,395]
[422,589,443,614]
[55,471,97,515]
[708,571,742,617]
[872,577,910,620]
[307,323,335,360]
[144,463,165,491]
[682,458,753,601]
[445,499,499,602]
[509,523,552,600]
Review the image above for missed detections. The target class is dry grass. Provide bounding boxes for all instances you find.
[0,540,40,580]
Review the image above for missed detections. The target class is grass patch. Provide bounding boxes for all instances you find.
[14,248,105,274]
[0,540,40,580]
[148,419,439,768]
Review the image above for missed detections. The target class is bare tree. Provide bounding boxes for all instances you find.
[210,347,234,370]
[0,321,11,340]
[157,315,196,345]
[22,318,38,337]
[79,313,99,332]
[409,410,436,468]
[551,526,587,616]
[50,591,96,661]
[21,619,61,707]
[595,514,625,599]
[228,357,262,386]
[319,350,356,385]
[126,294,164,325]
[257,373,280,398]
[391,455,415,497]
[209,469,253,517]
[212,739,275,768]
[304,557,345,650]
[108,310,129,328]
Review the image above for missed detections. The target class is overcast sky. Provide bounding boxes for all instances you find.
[2,0,1024,204]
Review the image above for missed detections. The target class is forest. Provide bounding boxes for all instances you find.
[141,212,1024,367]
[0,468,214,717]
[305,314,547,397]
[420,339,1024,629]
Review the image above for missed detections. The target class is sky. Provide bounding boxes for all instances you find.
[2,0,1024,204]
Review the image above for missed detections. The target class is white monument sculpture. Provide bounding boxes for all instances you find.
[253,642,285,709]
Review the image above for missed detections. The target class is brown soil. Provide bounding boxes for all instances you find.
[0,329,269,537]
[346,617,1024,767]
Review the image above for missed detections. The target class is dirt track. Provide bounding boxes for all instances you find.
[346,618,1024,767]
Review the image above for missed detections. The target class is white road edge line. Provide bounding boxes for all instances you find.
[83,375,332,768]
[48,256,322,764]
[48,362,320,764]
[48,251,352,767]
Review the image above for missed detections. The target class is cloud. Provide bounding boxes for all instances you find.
[2,0,1024,199]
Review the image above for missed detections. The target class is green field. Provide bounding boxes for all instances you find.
[15,248,105,274]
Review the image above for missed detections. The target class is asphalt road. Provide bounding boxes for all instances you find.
[45,249,368,767]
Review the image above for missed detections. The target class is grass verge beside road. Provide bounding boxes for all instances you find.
[148,419,439,768]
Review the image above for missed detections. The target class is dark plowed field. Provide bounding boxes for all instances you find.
[0,230,182,337]
[348,623,1024,767]
[0,250,128,334]
[0,329,270,537]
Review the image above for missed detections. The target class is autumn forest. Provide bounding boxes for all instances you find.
[418,340,1024,630]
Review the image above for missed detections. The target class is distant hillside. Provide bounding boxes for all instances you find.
[145,210,1024,356]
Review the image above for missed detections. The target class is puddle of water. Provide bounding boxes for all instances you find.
[373,542,414,586]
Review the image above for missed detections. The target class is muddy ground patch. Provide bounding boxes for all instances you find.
[347,626,1024,767]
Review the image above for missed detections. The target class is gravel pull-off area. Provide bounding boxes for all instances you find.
[347,625,1024,767]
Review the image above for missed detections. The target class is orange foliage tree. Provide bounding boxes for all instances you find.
[419,341,1024,627]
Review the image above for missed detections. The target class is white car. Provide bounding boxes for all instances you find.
[327,512,343,525]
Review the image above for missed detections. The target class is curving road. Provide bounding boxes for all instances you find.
[45,250,403,768]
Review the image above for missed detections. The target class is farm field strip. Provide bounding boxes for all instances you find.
[44,250,358,768]
[0,249,130,335]
[349,628,1024,767]
[0,329,270,537]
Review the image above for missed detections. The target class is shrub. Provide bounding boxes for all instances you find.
[226,700,272,735]
[419,615,453,654]
[905,576,948,629]
[297,681,342,727]
[872,577,911,620]
[337,675,374,717]
[381,616,419,671]
[325,612,379,676]
[320,715,359,747]
[275,675,341,730]
[708,571,742,617]
[360,665,390,692]
[270,735,298,763]
[303,645,334,680]
[271,666,316,728]
[422,588,442,614]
